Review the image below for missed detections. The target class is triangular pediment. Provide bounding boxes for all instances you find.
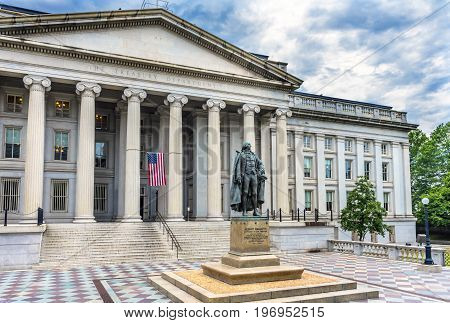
[0,9,303,88]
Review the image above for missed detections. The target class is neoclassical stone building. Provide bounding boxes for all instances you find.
[0,8,417,241]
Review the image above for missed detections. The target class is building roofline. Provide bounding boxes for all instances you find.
[0,3,47,15]
[294,91,393,110]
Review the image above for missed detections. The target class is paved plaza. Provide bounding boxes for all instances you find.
[0,252,448,303]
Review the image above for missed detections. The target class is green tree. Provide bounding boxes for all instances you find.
[409,122,450,226]
[417,172,450,228]
[340,177,388,241]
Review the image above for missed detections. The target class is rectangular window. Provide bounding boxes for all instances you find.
[305,190,312,211]
[55,100,70,118]
[287,132,295,149]
[95,142,107,168]
[381,143,388,155]
[345,160,352,180]
[303,135,312,148]
[345,139,353,152]
[304,156,312,178]
[326,191,334,212]
[0,178,20,212]
[94,184,108,213]
[54,131,69,161]
[383,192,390,212]
[364,141,370,153]
[6,94,23,113]
[51,180,68,212]
[382,162,389,181]
[325,158,333,179]
[364,161,371,179]
[324,137,333,150]
[5,127,21,159]
[95,114,108,131]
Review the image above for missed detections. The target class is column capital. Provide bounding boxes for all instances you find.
[273,108,292,119]
[238,103,260,115]
[23,75,51,92]
[115,100,127,114]
[401,142,410,148]
[76,82,102,97]
[202,98,226,112]
[122,88,147,102]
[156,104,170,117]
[164,93,188,108]
[336,135,346,142]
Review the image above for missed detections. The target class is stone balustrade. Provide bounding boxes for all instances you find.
[290,94,408,123]
[328,240,445,266]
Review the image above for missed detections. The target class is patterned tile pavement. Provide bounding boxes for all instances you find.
[0,253,448,303]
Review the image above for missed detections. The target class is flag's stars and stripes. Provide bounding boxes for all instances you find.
[147,152,166,186]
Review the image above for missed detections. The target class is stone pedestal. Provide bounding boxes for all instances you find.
[201,217,304,285]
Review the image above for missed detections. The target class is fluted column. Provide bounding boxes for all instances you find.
[166,94,188,221]
[374,140,384,203]
[336,136,346,213]
[274,108,292,216]
[238,104,260,149]
[116,101,127,220]
[203,99,226,220]
[402,143,413,216]
[22,75,51,224]
[316,134,326,215]
[294,130,305,211]
[157,105,170,218]
[122,88,147,222]
[74,82,101,223]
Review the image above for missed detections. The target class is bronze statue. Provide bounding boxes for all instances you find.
[230,142,266,216]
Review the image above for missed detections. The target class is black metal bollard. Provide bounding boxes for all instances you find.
[279,208,282,222]
[331,209,333,221]
[37,208,44,226]
[303,209,306,221]
[3,209,7,226]
[315,208,319,222]
[297,208,300,222]
[266,209,269,220]
[291,209,294,221]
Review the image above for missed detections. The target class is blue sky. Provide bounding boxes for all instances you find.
[3,0,449,132]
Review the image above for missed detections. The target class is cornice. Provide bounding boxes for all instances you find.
[0,9,302,88]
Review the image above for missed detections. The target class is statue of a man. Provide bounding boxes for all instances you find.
[230,142,266,216]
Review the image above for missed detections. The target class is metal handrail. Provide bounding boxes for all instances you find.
[154,211,182,259]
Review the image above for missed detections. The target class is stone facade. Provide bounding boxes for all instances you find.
[0,9,417,243]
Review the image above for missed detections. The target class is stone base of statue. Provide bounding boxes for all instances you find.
[147,217,379,303]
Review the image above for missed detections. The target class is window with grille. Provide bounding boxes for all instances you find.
[6,94,23,113]
[383,192,390,212]
[55,100,70,118]
[304,190,312,211]
[324,137,333,150]
[345,160,352,180]
[364,161,371,179]
[325,158,333,179]
[345,139,353,152]
[95,114,108,131]
[5,127,21,159]
[304,156,312,178]
[326,191,334,212]
[381,143,388,155]
[94,184,108,213]
[0,178,20,212]
[303,135,312,149]
[95,142,107,168]
[54,131,69,161]
[51,180,68,212]
[382,162,389,181]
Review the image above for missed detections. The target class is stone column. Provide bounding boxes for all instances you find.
[270,128,277,211]
[402,143,413,216]
[193,110,208,219]
[203,99,226,220]
[274,108,292,216]
[22,75,51,223]
[316,134,326,215]
[356,138,364,177]
[260,117,272,213]
[238,104,260,149]
[374,140,384,203]
[392,142,405,216]
[122,88,147,222]
[166,94,188,221]
[115,101,127,220]
[157,105,170,218]
[336,136,346,213]
[294,130,305,211]
[74,82,101,223]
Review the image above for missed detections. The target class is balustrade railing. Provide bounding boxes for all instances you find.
[328,240,445,265]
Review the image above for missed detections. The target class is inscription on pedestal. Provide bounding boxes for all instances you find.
[230,219,270,254]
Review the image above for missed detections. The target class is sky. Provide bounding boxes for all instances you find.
[3,0,449,133]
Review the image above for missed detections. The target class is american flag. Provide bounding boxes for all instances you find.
[147,152,166,186]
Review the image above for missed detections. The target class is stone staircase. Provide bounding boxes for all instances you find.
[35,223,175,269]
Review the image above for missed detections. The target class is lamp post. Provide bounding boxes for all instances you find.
[422,197,434,265]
